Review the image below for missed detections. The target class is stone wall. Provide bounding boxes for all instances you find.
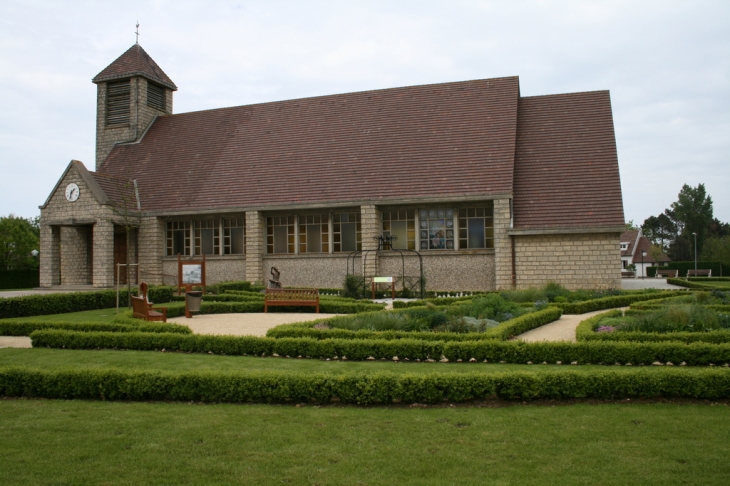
[361,205,380,277]
[493,198,513,290]
[60,226,92,285]
[162,257,247,287]
[138,216,165,285]
[513,232,622,289]
[245,211,265,285]
[40,164,115,287]
[379,252,496,292]
[263,255,351,289]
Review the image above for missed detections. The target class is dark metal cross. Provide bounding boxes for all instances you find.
[135,21,140,44]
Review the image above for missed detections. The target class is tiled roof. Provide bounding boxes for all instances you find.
[512,91,625,229]
[92,172,138,211]
[99,77,520,212]
[633,236,671,263]
[92,44,177,90]
[620,230,639,257]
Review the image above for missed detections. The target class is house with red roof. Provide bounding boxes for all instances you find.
[620,230,671,277]
[38,44,626,291]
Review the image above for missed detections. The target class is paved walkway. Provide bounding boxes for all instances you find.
[0,336,32,348]
[169,313,340,337]
[517,308,626,343]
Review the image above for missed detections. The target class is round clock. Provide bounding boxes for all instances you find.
[65,183,80,202]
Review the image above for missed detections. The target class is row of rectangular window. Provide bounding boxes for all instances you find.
[165,205,493,256]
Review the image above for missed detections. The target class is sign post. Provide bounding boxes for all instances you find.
[177,254,207,296]
[372,276,395,299]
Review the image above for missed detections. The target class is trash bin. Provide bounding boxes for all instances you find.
[185,291,203,313]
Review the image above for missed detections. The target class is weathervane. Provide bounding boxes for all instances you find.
[135,21,140,44]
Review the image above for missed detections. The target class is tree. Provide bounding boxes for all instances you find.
[668,183,713,258]
[701,236,730,266]
[641,213,676,250]
[0,215,40,270]
[649,243,665,265]
[625,220,639,231]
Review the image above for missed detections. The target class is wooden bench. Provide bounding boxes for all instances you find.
[655,269,678,278]
[131,295,168,322]
[621,271,635,278]
[687,269,712,277]
[264,288,319,313]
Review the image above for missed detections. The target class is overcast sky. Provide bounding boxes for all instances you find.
[1,0,728,225]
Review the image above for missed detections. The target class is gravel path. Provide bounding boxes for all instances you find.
[517,308,625,343]
[169,313,340,337]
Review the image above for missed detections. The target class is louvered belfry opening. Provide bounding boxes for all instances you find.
[106,80,131,125]
[147,82,165,111]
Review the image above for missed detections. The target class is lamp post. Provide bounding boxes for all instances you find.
[641,251,646,280]
[692,232,697,271]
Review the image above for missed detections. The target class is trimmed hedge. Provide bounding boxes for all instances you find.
[575,311,730,344]
[266,307,562,342]
[1,366,728,403]
[0,269,39,289]
[31,326,730,366]
[0,286,175,319]
[666,278,723,290]
[550,291,685,314]
[0,319,191,337]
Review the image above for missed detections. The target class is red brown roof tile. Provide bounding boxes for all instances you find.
[93,44,177,90]
[99,77,520,211]
[512,91,625,229]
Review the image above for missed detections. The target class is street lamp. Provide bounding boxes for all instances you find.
[641,251,646,280]
[30,249,39,258]
[692,232,697,271]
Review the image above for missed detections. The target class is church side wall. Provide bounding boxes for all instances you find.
[513,233,622,290]
[379,253,496,292]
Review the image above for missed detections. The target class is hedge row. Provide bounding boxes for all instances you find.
[667,278,712,290]
[0,269,39,289]
[0,319,191,337]
[550,291,685,314]
[575,311,730,344]
[2,366,728,403]
[0,286,176,319]
[30,328,730,366]
[266,307,562,342]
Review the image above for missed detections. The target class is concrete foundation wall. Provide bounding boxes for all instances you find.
[513,232,622,290]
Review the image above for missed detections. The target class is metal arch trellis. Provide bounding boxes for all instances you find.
[346,235,425,299]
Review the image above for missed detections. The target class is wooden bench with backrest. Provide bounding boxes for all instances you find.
[655,269,678,278]
[687,269,712,277]
[264,288,319,313]
[132,282,168,322]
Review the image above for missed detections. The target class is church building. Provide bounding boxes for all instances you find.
[39,43,625,291]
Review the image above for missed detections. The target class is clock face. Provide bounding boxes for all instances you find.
[65,183,80,202]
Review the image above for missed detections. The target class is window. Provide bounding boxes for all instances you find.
[224,218,245,254]
[267,216,295,254]
[458,204,494,249]
[166,221,190,256]
[382,210,415,250]
[147,82,165,111]
[106,80,130,125]
[333,212,361,252]
[420,209,455,250]
[194,220,219,255]
[620,243,629,250]
[299,214,329,253]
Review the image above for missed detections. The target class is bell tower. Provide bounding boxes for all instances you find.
[92,43,177,170]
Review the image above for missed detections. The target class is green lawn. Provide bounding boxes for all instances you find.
[2,347,714,376]
[0,399,728,485]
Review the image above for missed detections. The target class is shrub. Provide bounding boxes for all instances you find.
[0,269,39,289]
[343,274,366,300]
[2,367,728,404]
[0,319,191,336]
